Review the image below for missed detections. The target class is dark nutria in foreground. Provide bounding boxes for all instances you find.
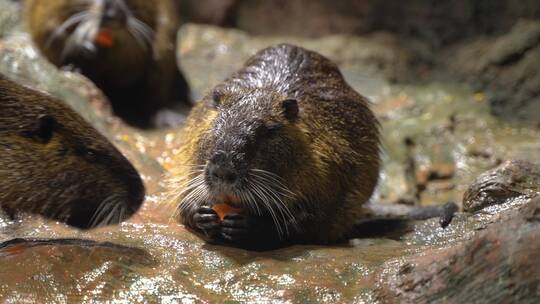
[24,0,190,128]
[0,75,144,228]
[170,44,383,248]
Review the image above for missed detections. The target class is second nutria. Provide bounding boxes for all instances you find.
[24,0,190,128]
[0,74,145,229]
[170,44,457,249]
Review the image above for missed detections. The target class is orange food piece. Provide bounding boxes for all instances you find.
[212,203,242,221]
[95,30,114,48]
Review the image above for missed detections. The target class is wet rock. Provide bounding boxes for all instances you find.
[444,20,540,127]
[0,0,20,37]
[177,24,418,96]
[463,160,540,212]
[178,0,239,26]
[377,196,540,303]
[0,238,156,302]
[235,0,540,46]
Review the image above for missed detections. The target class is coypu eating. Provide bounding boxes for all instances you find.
[170,44,456,249]
[0,74,145,229]
[24,0,191,128]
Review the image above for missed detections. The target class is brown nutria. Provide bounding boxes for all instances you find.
[0,74,145,229]
[169,44,457,249]
[23,0,190,128]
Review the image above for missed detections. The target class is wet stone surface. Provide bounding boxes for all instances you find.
[0,2,540,302]
[443,19,540,127]
[463,160,540,212]
[377,196,540,304]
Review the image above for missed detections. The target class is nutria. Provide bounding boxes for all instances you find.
[23,0,190,128]
[0,74,145,229]
[170,44,455,249]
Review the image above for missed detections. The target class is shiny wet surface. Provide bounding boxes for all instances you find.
[1,3,540,302]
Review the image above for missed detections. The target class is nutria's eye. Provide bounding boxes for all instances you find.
[282,99,299,121]
[21,114,57,144]
[266,123,283,135]
[256,123,282,138]
[84,149,98,161]
[211,89,224,108]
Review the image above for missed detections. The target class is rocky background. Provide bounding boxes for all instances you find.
[184,0,540,128]
[0,0,539,302]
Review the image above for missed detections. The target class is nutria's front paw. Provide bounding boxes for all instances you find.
[220,213,252,242]
[193,206,220,238]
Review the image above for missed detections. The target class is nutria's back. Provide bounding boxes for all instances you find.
[171,44,380,248]
[0,75,144,228]
[24,0,190,128]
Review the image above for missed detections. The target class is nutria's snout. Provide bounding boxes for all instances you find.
[65,199,104,229]
[69,154,145,230]
[101,0,129,26]
[63,182,144,230]
[204,151,246,197]
[64,175,144,230]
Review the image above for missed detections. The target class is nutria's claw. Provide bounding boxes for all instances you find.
[220,213,251,242]
[193,207,220,235]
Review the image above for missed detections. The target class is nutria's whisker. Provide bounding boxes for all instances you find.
[90,195,115,228]
[46,11,91,48]
[92,193,124,228]
[88,200,106,227]
[250,181,284,236]
[167,168,206,218]
[127,17,155,51]
[240,187,262,216]
[177,174,205,196]
[101,203,116,227]
[106,203,121,226]
[177,174,208,218]
[117,205,125,226]
[250,169,297,198]
[249,178,291,236]
[61,18,99,61]
[167,173,203,189]
[250,173,297,200]
[249,170,298,219]
[179,188,204,214]
[185,187,209,218]
[249,175,299,235]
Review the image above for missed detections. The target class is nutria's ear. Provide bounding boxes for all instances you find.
[282,99,299,121]
[20,114,57,144]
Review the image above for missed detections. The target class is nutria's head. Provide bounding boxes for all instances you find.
[25,0,162,83]
[177,85,316,234]
[0,76,145,228]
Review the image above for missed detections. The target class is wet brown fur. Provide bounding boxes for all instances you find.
[170,44,380,244]
[0,75,144,228]
[24,0,190,128]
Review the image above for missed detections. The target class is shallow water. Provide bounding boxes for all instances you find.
[0,5,539,302]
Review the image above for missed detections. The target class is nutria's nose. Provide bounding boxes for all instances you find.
[103,1,127,24]
[208,151,238,183]
[208,164,237,183]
